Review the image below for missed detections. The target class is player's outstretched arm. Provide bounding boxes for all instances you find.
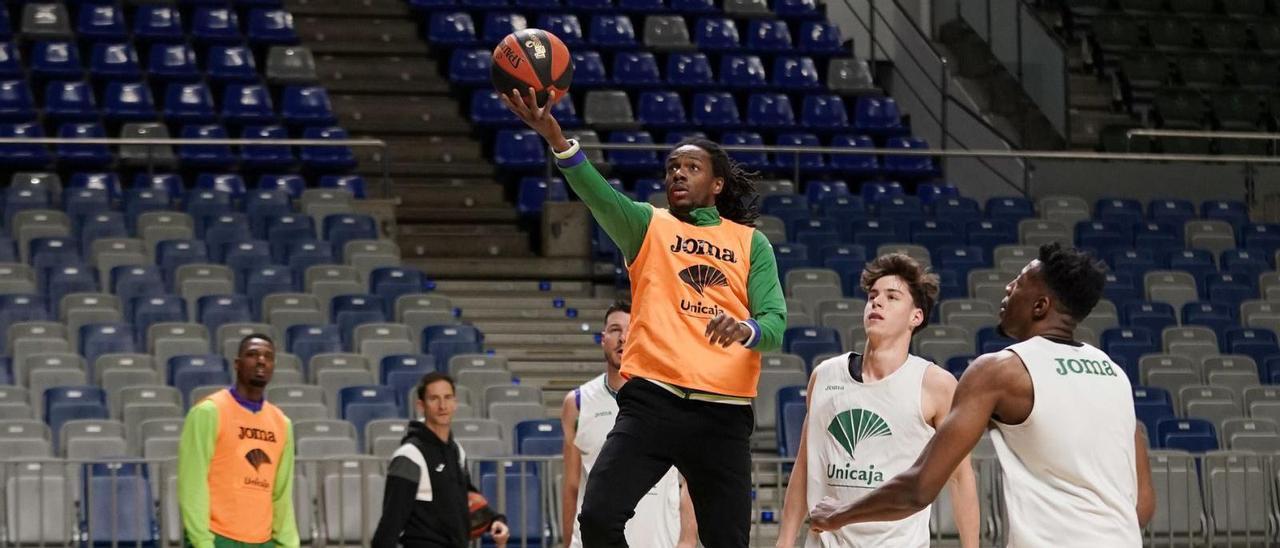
[922,366,981,548]
[775,372,817,548]
[501,87,652,262]
[1134,426,1156,529]
[810,353,1008,530]
[559,392,582,547]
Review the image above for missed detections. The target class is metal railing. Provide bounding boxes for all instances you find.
[3,451,1279,547]
[0,136,391,198]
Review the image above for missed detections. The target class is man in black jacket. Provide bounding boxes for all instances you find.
[372,372,510,547]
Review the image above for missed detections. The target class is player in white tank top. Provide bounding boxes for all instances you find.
[560,303,696,548]
[808,243,1155,547]
[777,254,979,548]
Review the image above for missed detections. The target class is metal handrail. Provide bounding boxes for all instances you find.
[0,136,393,197]
[1126,128,1280,142]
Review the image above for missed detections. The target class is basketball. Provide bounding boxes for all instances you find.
[467,491,498,539]
[490,28,574,106]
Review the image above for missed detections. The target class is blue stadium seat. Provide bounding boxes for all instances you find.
[783,326,840,367]
[517,177,568,218]
[776,385,806,457]
[44,386,107,448]
[1182,301,1235,339]
[134,6,185,45]
[930,196,981,224]
[130,295,187,345]
[112,267,166,309]
[1242,223,1280,255]
[63,186,111,220]
[369,267,429,317]
[178,125,236,169]
[916,182,960,203]
[479,466,542,545]
[80,323,137,367]
[222,239,273,277]
[481,13,523,44]
[571,50,608,88]
[1103,271,1140,307]
[299,126,357,172]
[244,191,293,235]
[78,212,127,253]
[70,172,123,200]
[84,463,155,545]
[323,214,379,259]
[184,190,234,225]
[30,42,83,81]
[78,5,126,42]
[747,19,792,52]
[1167,249,1215,283]
[772,56,821,90]
[1133,222,1181,253]
[198,294,252,337]
[57,123,113,168]
[1202,200,1249,230]
[853,95,906,136]
[409,0,459,8]
[818,193,865,219]
[569,0,614,11]
[619,0,664,10]
[966,220,1017,251]
[747,93,795,129]
[828,134,880,176]
[31,237,83,273]
[471,90,518,127]
[1133,386,1175,437]
[763,193,808,220]
[156,240,210,285]
[222,84,277,125]
[798,21,843,54]
[1096,198,1144,226]
[1148,199,1195,225]
[89,43,141,82]
[606,130,661,171]
[773,243,810,279]
[207,46,259,84]
[636,90,685,127]
[0,124,50,168]
[590,14,637,48]
[875,195,923,222]
[263,214,314,261]
[1076,220,1131,254]
[340,385,400,446]
[1108,249,1158,278]
[45,266,97,308]
[287,324,341,372]
[0,43,21,78]
[133,175,184,204]
[883,137,937,179]
[1203,273,1253,310]
[282,86,336,127]
[775,133,823,171]
[985,196,1034,222]
[164,83,217,125]
[1101,327,1155,380]
[102,82,156,123]
[690,92,740,129]
[202,213,253,256]
[1122,302,1177,335]
[3,186,50,228]
[45,81,98,123]
[613,52,661,87]
[777,0,821,18]
[720,54,766,89]
[318,174,368,199]
[792,218,838,252]
[383,354,436,406]
[332,294,387,348]
[196,173,248,200]
[285,240,333,274]
[0,296,48,349]
[667,53,714,88]
[800,94,848,131]
[516,419,564,455]
[242,266,294,316]
[429,12,477,46]
[1225,327,1279,364]
[256,174,305,201]
[1221,249,1270,280]
[821,243,867,275]
[169,355,231,406]
[694,17,739,50]
[633,179,666,201]
[552,93,582,126]
[192,8,243,45]
[934,245,983,280]
[0,80,34,122]
[241,125,295,170]
[806,180,850,204]
[1155,417,1217,452]
[537,14,585,47]
[422,325,483,372]
[247,9,299,45]
[976,326,1015,353]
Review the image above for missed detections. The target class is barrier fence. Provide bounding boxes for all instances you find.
[2,452,1276,547]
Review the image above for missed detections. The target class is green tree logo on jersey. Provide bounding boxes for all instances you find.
[827,409,892,460]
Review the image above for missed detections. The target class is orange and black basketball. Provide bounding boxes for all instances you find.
[467,491,498,539]
[491,28,574,106]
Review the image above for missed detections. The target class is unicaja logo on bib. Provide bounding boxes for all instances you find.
[826,409,891,488]
[678,264,728,295]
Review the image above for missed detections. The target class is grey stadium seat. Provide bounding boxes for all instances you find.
[21,3,71,39]
[1145,271,1200,313]
[60,418,127,460]
[1018,219,1072,247]
[1037,196,1090,224]
[484,385,542,407]
[92,239,148,279]
[301,189,355,225]
[5,462,71,544]
[1204,450,1270,538]
[828,58,877,95]
[322,460,384,543]
[583,90,636,129]
[457,369,513,407]
[294,419,359,457]
[344,240,401,281]
[0,386,32,419]
[1185,220,1237,257]
[761,353,804,372]
[119,122,177,167]
[266,46,318,85]
[216,323,277,361]
[366,419,407,457]
[724,0,771,16]
[1161,326,1220,365]
[755,369,806,430]
[118,385,182,446]
[0,263,36,294]
[304,266,363,316]
[138,417,184,459]
[913,326,973,366]
[643,15,693,51]
[454,418,504,441]
[488,402,545,444]
[1147,450,1206,540]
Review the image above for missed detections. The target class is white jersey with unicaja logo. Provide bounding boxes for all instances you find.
[804,353,936,547]
[992,336,1140,547]
[570,374,682,548]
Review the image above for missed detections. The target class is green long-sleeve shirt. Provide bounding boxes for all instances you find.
[556,145,786,352]
[178,395,299,548]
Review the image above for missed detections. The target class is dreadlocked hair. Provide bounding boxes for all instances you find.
[673,137,761,226]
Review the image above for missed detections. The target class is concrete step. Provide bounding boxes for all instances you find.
[471,320,602,334]
[318,55,449,95]
[487,347,603,361]
[486,333,597,345]
[399,223,522,235]
[399,232,533,258]
[1069,74,1114,110]
[1070,109,1136,149]
[396,205,518,223]
[458,308,610,320]
[355,136,496,178]
[404,257,599,279]
[285,0,411,16]
[296,16,427,56]
[335,94,471,134]
[450,295,617,309]
[433,280,594,294]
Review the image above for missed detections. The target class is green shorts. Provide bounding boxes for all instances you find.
[185,533,274,548]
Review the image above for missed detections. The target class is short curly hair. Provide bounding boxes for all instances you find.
[1038,242,1108,321]
[860,253,940,333]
